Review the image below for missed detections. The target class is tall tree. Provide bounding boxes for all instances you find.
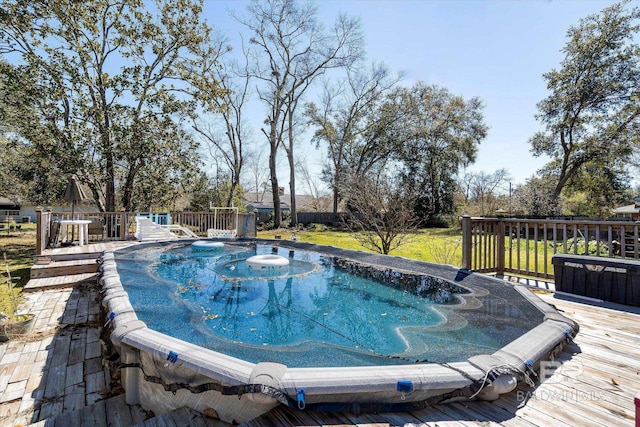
[0,61,67,205]
[530,1,640,207]
[189,33,250,208]
[0,0,223,211]
[305,62,401,215]
[236,0,363,228]
[393,83,487,222]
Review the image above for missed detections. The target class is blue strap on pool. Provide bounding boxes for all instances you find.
[167,351,179,363]
[296,389,306,409]
[104,311,116,328]
[397,380,413,393]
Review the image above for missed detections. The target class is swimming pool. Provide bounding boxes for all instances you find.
[101,239,578,424]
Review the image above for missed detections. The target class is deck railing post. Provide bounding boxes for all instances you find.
[119,212,127,240]
[35,208,43,256]
[461,215,472,270]
[496,219,506,276]
[248,212,256,237]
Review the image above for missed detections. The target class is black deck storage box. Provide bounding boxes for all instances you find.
[552,254,640,306]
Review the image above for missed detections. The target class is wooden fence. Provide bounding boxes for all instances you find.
[461,216,640,279]
[35,209,256,255]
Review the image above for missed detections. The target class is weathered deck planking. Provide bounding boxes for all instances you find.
[23,273,98,292]
[30,258,100,279]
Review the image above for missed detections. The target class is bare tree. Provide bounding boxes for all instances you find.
[188,33,252,208]
[243,145,270,203]
[459,169,511,216]
[511,175,561,216]
[342,171,419,255]
[236,0,363,228]
[306,63,401,216]
[296,157,332,212]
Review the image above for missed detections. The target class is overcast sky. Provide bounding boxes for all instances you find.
[201,0,621,190]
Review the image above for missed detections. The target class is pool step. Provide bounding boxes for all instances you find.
[34,250,104,263]
[30,258,100,279]
[23,272,98,292]
[25,394,229,427]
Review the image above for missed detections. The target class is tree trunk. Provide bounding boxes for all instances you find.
[332,167,343,218]
[121,159,140,212]
[286,109,298,227]
[105,150,116,212]
[288,154,297,227]
[269,144,281,229]
[226,180,237,208]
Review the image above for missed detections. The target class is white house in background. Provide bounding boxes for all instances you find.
[612,196,640,220]
[0,196,99,223]
[0,196,21,222]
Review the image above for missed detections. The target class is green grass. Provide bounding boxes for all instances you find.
[258,227,464,266]
[1,227,36,318]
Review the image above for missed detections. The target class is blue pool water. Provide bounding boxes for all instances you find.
[116,242,538,367]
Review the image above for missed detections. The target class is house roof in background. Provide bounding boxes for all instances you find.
[612,204,640,214]
[0,196,21,206]
[243,192,332,212]
[245,201,290,210]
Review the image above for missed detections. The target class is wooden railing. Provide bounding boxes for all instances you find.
[36,209,256,255]
[461,216,640,279]
[36,209,639,281]
[173,209,240,235]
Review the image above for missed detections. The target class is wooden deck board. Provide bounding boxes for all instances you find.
[30,258,99,278]
[23,273,98,292]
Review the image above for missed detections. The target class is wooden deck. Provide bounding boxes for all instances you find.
[3,243,639,426]
[40,241,135,259]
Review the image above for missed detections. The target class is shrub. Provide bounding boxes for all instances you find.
[308,223,327,232]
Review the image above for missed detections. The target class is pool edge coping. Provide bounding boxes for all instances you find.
[100,238,578,417]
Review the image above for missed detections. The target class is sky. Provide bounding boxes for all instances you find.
[200,0,622,190]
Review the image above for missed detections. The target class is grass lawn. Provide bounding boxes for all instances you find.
[258,227,464,266]
[0,224,36,317]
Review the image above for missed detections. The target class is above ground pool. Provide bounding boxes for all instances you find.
[101,239,578,424]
